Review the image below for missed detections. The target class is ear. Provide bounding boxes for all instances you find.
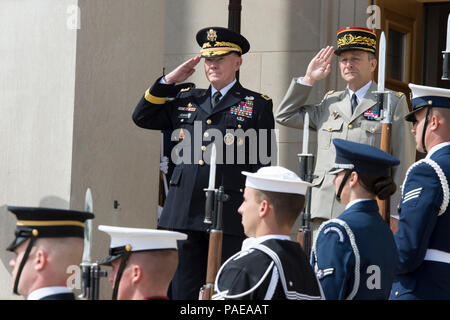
[131,264,142,284]
[370,58,378,72]
[349,171,359,188]
[34,249,47,271]
[258,199,270,218]
[429,113,440,131]
[234,56,242,71]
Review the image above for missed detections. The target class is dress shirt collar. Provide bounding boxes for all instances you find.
[347,80,373,104]
[211,79,237,99]
[27,286,73,300]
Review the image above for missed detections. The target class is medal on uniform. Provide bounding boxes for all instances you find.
[364,109,378,120]
[224,132,234,145]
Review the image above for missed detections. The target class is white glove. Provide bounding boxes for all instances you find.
[160,156,169,175]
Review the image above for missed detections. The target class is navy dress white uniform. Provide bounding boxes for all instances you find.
[213,167,323,300]
[132,27,275,299]
[311,139,399,300]
[6,206,94,300]
[390,84,450,300]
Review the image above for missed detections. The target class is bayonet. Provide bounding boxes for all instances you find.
[443,13,450,80]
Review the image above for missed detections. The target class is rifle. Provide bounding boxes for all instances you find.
[442,13,450,80]
[374,31,392,225]
[297,113,316,257]
[79,188,107,300]
[199,144,229,300]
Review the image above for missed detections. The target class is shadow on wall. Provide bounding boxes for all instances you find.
[0,196,69,298]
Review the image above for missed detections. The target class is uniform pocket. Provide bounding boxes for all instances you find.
[360,120,382,145]
[319,119,343,150]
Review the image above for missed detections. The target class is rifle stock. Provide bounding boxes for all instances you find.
[378,122,392,225]
[201,230,223,300]
[200,186,228,300]
[297,154,315,257]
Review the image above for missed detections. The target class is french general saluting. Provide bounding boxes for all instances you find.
[132,27,275,299]
[275,27,415,235]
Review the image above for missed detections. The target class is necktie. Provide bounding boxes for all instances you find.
[212,91,222,109]
[351,93,358,114]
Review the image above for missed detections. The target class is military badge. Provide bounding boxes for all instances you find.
[224,132,234,145]
[207,29,217,42]
[332,111,340,119]
[230,98,253,119]
[178,113,192,119]
[363,109,378,120]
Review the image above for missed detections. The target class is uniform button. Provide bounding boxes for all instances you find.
[237,124,242,129]
[204,132,209,138]
[198,160,205,166]
[206,119,212,125]
[371,128,376,133]
[328,127,332,131]
[201,146,207,151]
[348,124,353,129]
[240,189,244,193]
[395,291,399,296]
[180,119,184,122]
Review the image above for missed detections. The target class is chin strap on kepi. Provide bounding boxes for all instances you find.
[13,229,38,295]
[111,245,132,300]
[336,170,352,202]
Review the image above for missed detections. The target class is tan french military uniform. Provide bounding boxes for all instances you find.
[276,79,416,226]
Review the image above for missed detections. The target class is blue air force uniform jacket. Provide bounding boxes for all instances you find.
[311,200,398,300]
[213,238,323,300]
[132,78,275,236]
[391,143,450,300]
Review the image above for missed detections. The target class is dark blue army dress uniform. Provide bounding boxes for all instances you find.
[132,27,275,299]
[310,139,399,299]
[390,84,450,300]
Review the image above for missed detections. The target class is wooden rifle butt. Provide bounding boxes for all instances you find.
[201,230,223,300]
[378,122,392,224]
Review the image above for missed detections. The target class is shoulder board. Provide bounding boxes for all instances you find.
[326,90,335,95]
[396,91,404,98]
[261,94,272,101]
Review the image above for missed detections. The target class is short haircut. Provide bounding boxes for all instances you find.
[254,190,305,227]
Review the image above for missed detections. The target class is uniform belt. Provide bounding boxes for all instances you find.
[424,249,450,264]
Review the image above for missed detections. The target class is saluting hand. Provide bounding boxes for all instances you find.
[303,46,334,86]
[163,56,201,84]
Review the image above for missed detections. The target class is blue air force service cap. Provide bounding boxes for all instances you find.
[6,206,94,251]
[98,225,187,265]
[242,166,312,195]
[329,139,400,176]
[405,83,450,122]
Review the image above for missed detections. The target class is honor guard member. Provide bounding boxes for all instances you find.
[390,84,450,300]
[213,166,323,300]
[98,225,187,300]
[6,206,94,300]
[132,27,275,299]
[311,139,399,300]
[275,27,415,235]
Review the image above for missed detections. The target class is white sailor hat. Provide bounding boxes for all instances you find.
[98,225,187,265]
[241,166,312,195]
[405,83,450,122]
